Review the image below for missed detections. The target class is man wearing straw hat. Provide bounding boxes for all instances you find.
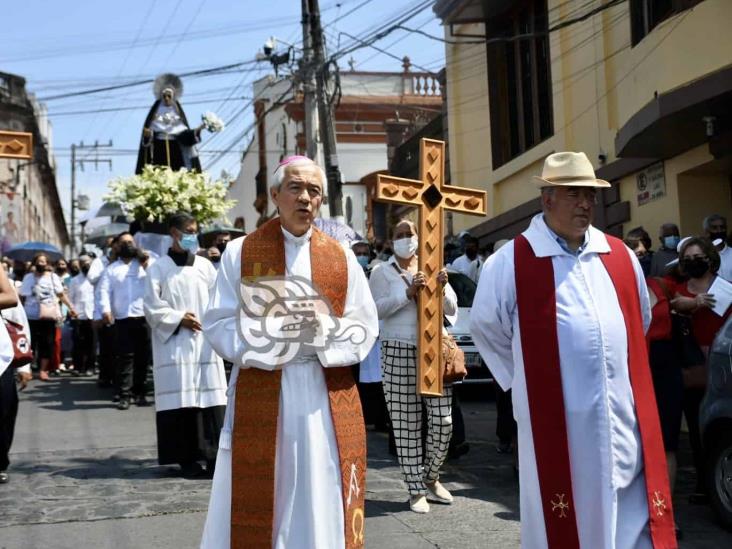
[470,152,677,549]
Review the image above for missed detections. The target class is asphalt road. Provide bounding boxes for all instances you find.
[0,377,729,548]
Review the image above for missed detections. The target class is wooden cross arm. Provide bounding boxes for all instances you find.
[375,174,424,207]
[441,186,488,216]
[0,131,33,160]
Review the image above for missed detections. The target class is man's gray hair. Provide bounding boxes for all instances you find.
[270,156,326,191]
[703,213,726,232]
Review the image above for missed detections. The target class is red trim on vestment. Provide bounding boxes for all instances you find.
[514,235,581,549]
[600,236,677,548]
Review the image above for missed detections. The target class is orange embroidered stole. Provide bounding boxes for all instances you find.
[231,218,366,549]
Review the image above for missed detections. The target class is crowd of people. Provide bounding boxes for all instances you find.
[0,152,729,548]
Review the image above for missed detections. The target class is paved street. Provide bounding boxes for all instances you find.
[0,377,729,549]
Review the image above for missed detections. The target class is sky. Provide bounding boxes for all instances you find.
[2,0,446,230]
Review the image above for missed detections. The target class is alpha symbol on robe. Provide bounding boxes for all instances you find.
[652,491,667,516]
[550,493,570,518]
[346,463,360,507]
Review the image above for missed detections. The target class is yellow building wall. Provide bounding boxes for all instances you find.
[442,0,732,238]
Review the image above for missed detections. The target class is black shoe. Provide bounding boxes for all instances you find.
[117,399,130,411]
[0,471,8,484]
[112,394,121,403]
[135,395,150,407]
[495,441,513,454]
[448,441,470,460]
[179,462,204,479]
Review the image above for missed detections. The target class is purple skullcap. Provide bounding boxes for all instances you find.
[274,155,313,172]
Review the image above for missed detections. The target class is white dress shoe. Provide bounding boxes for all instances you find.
[409,495,430,513]
[425,480,453,504]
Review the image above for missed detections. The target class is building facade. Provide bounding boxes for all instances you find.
[226,61,443,237]
[435,0,731,244]
[0,71,69,252]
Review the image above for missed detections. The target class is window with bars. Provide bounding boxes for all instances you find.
[485,0,553,170]
[630,0,703,46]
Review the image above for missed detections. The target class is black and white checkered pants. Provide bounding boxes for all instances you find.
[381,340,453,496]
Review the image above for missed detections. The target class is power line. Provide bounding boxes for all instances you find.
[40,60,262,101]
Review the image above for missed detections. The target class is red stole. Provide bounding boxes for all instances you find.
[231,218,366,549]
[514,234,677,549]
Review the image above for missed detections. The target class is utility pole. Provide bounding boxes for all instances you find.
[301,0,318,161]
[70,140,113,255]
[307,0,343,219]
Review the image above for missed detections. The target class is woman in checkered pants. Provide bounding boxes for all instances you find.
[368,219,458,514]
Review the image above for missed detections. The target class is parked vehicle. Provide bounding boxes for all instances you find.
[700,314,732,530]
[446,270,493,385]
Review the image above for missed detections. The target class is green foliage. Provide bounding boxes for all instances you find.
[106,166,237,225]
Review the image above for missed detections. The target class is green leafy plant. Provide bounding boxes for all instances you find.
[106,166,236,225]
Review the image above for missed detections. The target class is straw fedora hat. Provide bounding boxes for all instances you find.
[533,152,610,189]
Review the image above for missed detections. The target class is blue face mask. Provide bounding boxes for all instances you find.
[356,255,369,269]
[180,233,199,253]
[663,235,680,250]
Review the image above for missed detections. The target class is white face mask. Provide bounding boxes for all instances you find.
[393,236,418,259]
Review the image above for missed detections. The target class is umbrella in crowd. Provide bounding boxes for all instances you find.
[79,201,126,223]
[5,241,64,262]
[313,217,362,244]
[84,222,130,247]
[198,224,246,248]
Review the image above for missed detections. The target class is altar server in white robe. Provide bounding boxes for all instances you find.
[200,156,378,549]
[471,152,677,549]
[144,212,227,478]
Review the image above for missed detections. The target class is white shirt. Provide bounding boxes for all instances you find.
[368,255,457,343]
[68,273,95,320]
[718,245,732,281]
[98,259,149,320]
[470,214,653,549]
[200,226,378,549]
[450,252,481,283]
[19,272,64,321]
[144,254,227,411]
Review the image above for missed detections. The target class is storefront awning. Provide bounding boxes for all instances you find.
[616,64,732,159]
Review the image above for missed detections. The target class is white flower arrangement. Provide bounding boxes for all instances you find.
[201,111,225,133]
[105,165,237,226]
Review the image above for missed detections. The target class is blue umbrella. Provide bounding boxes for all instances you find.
[5,241,64,263]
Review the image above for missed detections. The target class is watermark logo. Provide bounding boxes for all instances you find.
[237,275,366,368]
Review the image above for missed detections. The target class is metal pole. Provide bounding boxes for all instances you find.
[70,143,76,256]
[301,0,318,160]
[310,0,343,218]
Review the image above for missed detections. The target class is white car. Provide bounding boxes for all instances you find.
[446,270,493,385]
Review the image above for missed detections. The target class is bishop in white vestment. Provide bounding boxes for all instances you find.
[470,153,676,549]
[200,156,378,549]
[144,213,227,475]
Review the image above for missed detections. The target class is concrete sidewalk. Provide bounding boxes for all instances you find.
[0,377,728,548]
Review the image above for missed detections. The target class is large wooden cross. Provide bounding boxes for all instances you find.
[376,138,487,396]
[0,131,33,159]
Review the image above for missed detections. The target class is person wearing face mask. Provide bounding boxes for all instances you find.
[206,246,221,268]
[670,237,732,504]
[450,234,482,283]
[650,223,680,277]
[368,219,458,514]
[703,214,732,281]
[143,212,227,478]
[87,237,118,388]
[19,253,76,381]
[351,241,372,273]
[214,231,230,254]
[625,226,653,277]
[98,232,153,410]
[68,255,96,377]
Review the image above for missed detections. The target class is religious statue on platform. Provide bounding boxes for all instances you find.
[135,74,224,174]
